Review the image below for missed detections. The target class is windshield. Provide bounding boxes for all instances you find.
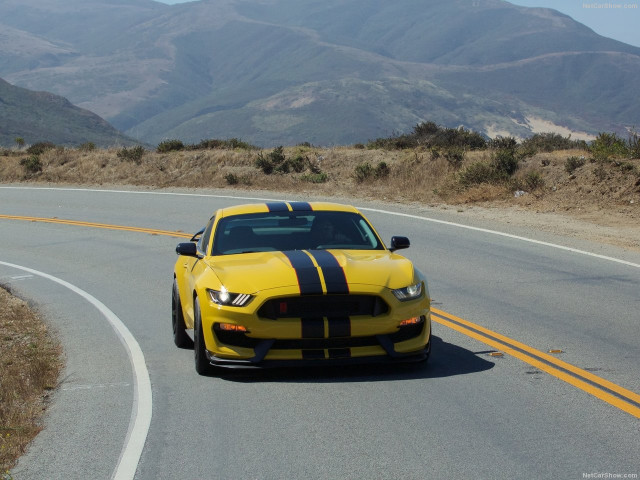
[211,211,384,255]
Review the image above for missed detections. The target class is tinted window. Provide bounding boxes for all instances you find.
[212,211,383,255]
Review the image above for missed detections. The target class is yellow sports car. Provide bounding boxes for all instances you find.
[172,202,431,374]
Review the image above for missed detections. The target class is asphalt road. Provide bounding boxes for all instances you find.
[1,186,638,480]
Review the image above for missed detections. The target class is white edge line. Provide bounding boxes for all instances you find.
[0,260,151,480]
[2,185,638,270]
[358,207,640,270]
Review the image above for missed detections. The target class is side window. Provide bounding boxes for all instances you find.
[197,216,215,255]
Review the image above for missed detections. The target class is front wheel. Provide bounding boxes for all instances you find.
[172,279,193,349]
[193,297,212,375]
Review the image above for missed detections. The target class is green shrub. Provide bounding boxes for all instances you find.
[353,161,390,182]
[492,149,520,177]
[488,136,518,150]
[26,142,56,155]
[627,130,640,159]
[521,133,587,152]
[79,142,96,152]
[190,138,255,150]
[157,139,184,153]
[117,145,145,163]
[302,172,328,183]
[20,155,42,174]
[443,148,465,169]
[590,132,628,161]
[374,161,390,178]
[227,138,255,150]
[457,161,499,187]
[565,156,586,173]
[255,146,288,174]
[593,164,608,181]
[225,173,239,185]
[354,162,374,182]
[367,121,486,151]
[523,171,545,190]
[255,153,274,174]
[289,155,307,173]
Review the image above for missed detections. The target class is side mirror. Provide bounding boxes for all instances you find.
[389,236,410,252]
[176,242,198,257]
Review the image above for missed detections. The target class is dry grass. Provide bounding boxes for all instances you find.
[1,145,639,220]
[0,285,62,476]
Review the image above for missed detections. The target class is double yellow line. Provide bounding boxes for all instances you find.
[0,214,192,239]
[432,308,640,418]
[3,213,640,418]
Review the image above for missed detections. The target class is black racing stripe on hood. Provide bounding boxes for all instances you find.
[265,202,289,212]
[282,250,323,295]
[307,250,349,294]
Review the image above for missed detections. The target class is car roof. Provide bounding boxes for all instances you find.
[216,202,360,218]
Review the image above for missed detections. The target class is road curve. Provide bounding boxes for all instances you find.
[1,186,638,480]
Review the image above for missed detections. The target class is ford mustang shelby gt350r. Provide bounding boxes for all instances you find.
[172,201,431,374]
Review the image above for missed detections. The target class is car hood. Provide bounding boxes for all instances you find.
[205,250,415,294]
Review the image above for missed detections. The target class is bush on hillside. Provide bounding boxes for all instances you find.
[565,156,586,173]
[627,130,640,159]
[353,161,390,182]
[589,132,628,161]
[26,142,56,155]
[20,155,42,174]
[189,138,256,150]
[488,136,518,151]
[157,139,184,153]
[456,148,522,188]
[255,146,286,174]
[457,161,499,187]
[521,133,587,152]
[443,148,466,169]
[78,142,96,152]
[367,121,487,151]
[493,149,520,176]
[117,145,145,164]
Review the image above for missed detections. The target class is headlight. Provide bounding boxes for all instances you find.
[392,282,423,302]
[207,288,253,307]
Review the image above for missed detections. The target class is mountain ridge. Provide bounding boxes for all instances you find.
[1,0,638,146]
[0,77,138,147]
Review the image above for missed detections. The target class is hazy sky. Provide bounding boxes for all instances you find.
[157,0,640,47]
[509,0,639,47]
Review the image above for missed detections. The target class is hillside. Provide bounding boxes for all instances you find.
[1,0,639,146]
[0,77,137,147]
[1,136,638,252]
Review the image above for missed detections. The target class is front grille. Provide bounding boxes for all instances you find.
[258,295,388,320]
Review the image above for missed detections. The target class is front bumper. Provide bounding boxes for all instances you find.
[205,333,431,369]
[198,286,431,368]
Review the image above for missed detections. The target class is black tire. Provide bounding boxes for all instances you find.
[172,279,193,349]
[421,328,432,364]
[193,297,212,375]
